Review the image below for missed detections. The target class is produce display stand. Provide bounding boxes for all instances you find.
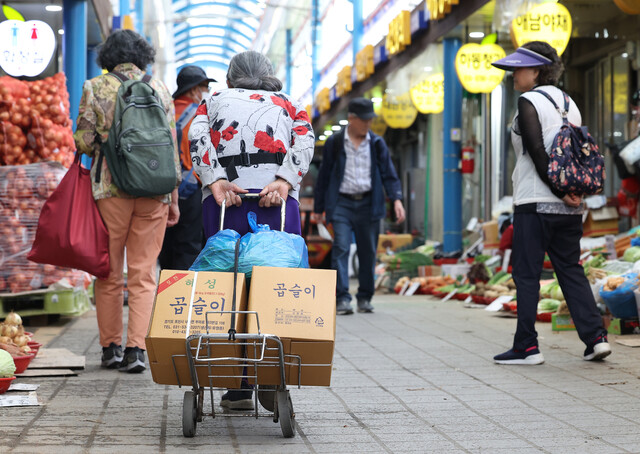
[0,287,91,319]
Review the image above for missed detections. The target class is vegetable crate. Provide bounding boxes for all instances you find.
[0,288,91,319]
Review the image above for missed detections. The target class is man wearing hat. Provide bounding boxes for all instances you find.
[312,97,405,315]
[159,66,216,270]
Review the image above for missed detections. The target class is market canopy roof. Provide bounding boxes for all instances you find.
[172,0,266,76]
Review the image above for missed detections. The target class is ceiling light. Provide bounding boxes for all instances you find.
[331,125,341,131]
[469,32,484,39]
[319,135,326,141]
[45,5,63,12]
[58,29,64,35]
[622,52,629,58]
[324,130,333,136]
[339,120,348,126]
[423,66,432,72]
[371,97,382,103]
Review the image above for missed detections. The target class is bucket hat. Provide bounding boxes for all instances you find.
[491,47,552,71]
[173,66,216,99]
[348,97,376,120]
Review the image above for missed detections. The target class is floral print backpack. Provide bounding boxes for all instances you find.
[533,89,605,196]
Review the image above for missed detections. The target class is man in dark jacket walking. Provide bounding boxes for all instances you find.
[312,97,405,315]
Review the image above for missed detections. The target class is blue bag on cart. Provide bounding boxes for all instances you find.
[189,229,240,272]
[189,212,308,275]
[237,212,309,276]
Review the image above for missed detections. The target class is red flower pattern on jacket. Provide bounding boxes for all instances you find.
[254,130,286,154]
[270,95,296,119]
[222,125,238,141]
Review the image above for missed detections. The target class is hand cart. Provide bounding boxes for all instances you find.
[173,193,300,438]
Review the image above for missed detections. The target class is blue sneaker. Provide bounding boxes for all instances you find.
[494,346,544,365]
[584,334,611,361]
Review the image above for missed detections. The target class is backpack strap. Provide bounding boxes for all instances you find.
[176,103,199,145]
[532,88,569,126]
[218,152,285,181]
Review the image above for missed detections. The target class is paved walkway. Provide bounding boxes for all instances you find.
[3,290,640,453]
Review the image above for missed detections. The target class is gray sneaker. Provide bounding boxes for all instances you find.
[336,300,353,315]
[119,347,146,373]
[101,343,123,369]
[357,299,374,313]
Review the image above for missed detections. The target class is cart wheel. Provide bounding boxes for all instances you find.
[257,385,276,412]
[182,391,197,437]
[276,390,295,438]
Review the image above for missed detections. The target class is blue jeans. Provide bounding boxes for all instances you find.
[331,194,378,303]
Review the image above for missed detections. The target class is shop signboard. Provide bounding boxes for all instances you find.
[511,2,572,56]
[410,73,444,114]
[381,92,417,129]
[386,11,411,56]
[426,0,459,21]
[316,87,331,115]
[336,65,352,97]
[455,43,506,94]
[0,20,56,77]
[355,45,374,82]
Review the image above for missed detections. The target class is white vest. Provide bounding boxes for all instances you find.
[511,85,582,206]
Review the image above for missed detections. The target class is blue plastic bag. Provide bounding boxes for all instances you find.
[237,212,309,276]
[599,273,639,319]
[189,229,240,272]
[189,212,309,276]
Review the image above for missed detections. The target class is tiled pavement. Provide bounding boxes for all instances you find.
[3,290,640,453]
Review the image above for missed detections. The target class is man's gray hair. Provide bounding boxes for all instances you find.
[227,51,283,92]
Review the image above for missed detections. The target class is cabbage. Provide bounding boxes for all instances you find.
[623,246,640,263]
[538,298,562,313]
[549,284,564,301]
[0,349,16,378]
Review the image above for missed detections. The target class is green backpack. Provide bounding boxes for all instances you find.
[97,72,177,197]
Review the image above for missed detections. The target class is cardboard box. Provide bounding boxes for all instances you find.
[607,317,640,335]
[482,220,499,249]
[246,266,336,386]
[583,207,619,237]
[377,233,413,253]
[551,313,576,331]
[145,270,247,388]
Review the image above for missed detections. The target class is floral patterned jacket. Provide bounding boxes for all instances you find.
[188,88,314,201]
[73,63,180,203]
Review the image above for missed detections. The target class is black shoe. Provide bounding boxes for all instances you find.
[221,382,254,410]
[357,299,374,313]
[584,334,611,361]
[101,342,123,369]
[119,346,146,373]
[336,300,354,315]
[494,346,544,365]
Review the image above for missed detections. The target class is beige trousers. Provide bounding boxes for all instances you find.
[95,197,168,349]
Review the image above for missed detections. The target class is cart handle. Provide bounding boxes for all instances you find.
[219,192,286,232]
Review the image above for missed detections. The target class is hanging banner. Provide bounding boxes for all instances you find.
[511,3,572,56]
[0,20,56,77]
[455,43,506,94]
[381,92,417,129]
[410,73,444,114]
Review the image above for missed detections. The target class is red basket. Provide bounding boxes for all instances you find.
[0,376,16,394]
[456,292,469,301]
[536,312,553,322]
[433,258,458,266]
[12,354,35,374]
[27,341,43,357]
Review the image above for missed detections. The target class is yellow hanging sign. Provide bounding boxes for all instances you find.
[336,66,352,97]
[386,11,411,56]
[381,93,418,129]
[511,2,572,56]
[455,43,506,94]
[355,45,374,82]
[426,0,459,21]
[410,73,444,114]
[316,87,331,115]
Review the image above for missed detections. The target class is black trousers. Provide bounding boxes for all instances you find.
[511,207,606,350]
[158,188,204,270]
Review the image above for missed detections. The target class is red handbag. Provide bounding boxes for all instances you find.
[28,154,110,279]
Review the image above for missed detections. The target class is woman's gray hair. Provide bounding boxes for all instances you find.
[227,51,283,92]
